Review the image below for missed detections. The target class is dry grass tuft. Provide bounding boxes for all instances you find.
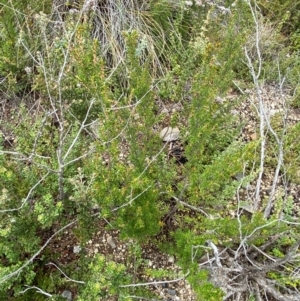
[51,0,175,77]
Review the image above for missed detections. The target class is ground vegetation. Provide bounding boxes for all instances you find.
[0,0,300,300]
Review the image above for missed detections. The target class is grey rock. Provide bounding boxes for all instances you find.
[73,245,81,254]
[148,260,153,267]
[234,173,244,181]
[168,255,175,263]
[215,96,224,104]
[160,127,180,142]
[167,289,176,296]
[107,235,116,249]
[61,290,72,301]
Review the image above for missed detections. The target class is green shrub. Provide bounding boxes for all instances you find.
[77,254,129,300]
[284,122,300,184]
[258,0,300,33]
[1,1,300,300]
[0,0,51,94]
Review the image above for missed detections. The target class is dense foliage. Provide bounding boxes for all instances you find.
[0,0,299,300]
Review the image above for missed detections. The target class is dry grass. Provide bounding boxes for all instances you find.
[51,0,175,77]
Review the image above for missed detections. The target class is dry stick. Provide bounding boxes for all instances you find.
[50,8,87,201]
[0,150,32,157]
[244,1,263,211]
[120,296,153,301]
[172,196,209,217]
[112,185,152,212]
[245,1,289,217]
[254,74,286,218]
[263,68,288,218]
[250,245,276,263]
[46,262,85,284]
[197,246,228,267]
[206,240,222,267]
[120,271,189,288]
[20,286,52,297]
[244,60,264,211]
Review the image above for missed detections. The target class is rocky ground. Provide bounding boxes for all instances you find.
[46,219,197,301]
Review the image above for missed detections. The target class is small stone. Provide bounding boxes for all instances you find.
[107,235,116,249]
[92,204,100,212]
[172,104,182,112]
[168,256,175,263]
[61,290,72,301]
[168,289,176,296]
[230,109,239,115]
[234,173,243,181]
[245,184,253,190]
[250,133,257,140]
[215,96,224,104]
[73,245,81,254]
[160,127,180,142]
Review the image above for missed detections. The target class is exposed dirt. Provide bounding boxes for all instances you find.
[44,219,196,301]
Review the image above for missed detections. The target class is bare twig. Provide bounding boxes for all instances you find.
[20,286,52,297]
[46,262,85,284]
[120,271,189,288]
[207,240,222,267]
[172,196,209,217]
[112,185,152,212]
